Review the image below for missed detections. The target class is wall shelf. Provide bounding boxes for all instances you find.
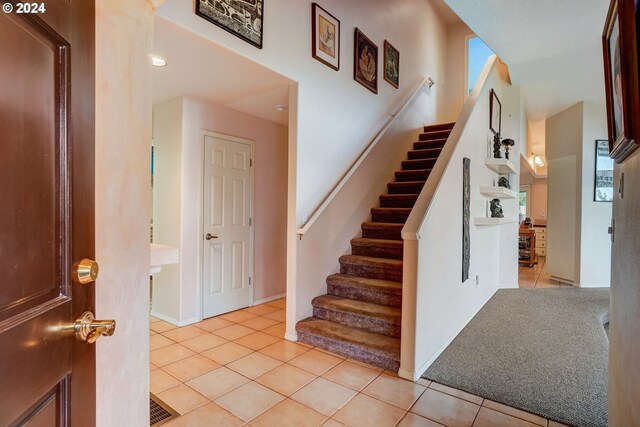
[474,217,518,226]
[479,186,517,199]
[484,158,517,174]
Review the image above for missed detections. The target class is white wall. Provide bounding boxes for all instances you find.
[443,22,473,122]
[152,96,288,324]
[520,171,548,221]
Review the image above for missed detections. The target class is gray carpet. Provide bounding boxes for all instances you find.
[423,288,609,427]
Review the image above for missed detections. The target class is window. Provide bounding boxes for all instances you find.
[467,36,494,95]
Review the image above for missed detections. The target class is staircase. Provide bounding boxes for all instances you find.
[296,122,454,371]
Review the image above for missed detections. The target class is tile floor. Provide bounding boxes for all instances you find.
[150,298,568,427]
[518,258,573,289]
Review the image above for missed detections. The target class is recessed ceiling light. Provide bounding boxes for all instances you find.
[275,105,287,112]
[150,56,167,67]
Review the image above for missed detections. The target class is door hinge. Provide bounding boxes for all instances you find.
[250,158,253,167]
[609,218,615,243]
[249,277,252,285]
[249,217,252,226]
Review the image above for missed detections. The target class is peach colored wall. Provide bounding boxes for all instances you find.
[153,96,288,324]
[95,0,153,425]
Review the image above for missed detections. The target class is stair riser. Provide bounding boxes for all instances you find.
[424,123,455,133]
[419,130,451,141]
[395,170,431,182]
[351,243,403,260]
[312,306,401,338]
[413,140,446,150]
[340,263,403,281]
[408,150,441,160]
[387,182,424,194]
[379,196,417,208]
[361,226,402,240]
[296,330,400,371]
[371,211,410,223]
[327,283,402,308]
[402,159,437,170]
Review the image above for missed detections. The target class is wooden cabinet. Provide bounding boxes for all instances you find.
[534,226,547,257]
[519,229,536,267]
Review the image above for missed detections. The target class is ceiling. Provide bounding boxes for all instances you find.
[152,16,291,125]
[443,0,610,167]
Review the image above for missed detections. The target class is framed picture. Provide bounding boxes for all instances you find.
[489,88,501,135]
[595,140,614,201]
[195,0,264,49]
[602,0,639,162]
[383,40,399,88]
[354,28,378,94]
[311,3,340,70]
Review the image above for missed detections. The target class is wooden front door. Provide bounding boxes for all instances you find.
[0,1,97,425]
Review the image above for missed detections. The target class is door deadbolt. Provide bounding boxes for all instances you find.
[72,258,99,285]
[205,233,218,240]
[75,311,116,344]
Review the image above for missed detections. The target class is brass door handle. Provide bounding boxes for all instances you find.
[75,311,116,344]
[72,258,99,285]
[205,233,218,240]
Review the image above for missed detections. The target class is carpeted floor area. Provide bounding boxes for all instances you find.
[423,288,609,427]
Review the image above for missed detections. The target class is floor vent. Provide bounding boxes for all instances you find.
[150,393,179,426]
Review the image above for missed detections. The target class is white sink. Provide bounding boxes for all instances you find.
[150,243,179,275]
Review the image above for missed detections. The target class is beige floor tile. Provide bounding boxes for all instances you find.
[290,377,357,417]
[150,320,178,333]
[535,282,559,288]
[255,363,317,396]
[262,323,286,339]
[201,342,254,365]
[263,309,286,322]
[150,362,158,371]
[150,334,175,351]
[411,389,479,427]
[397,412,444,426]
[289,349,343,375]
[157,384,208,415]
[251,398,328,427]
[259,340,310,362]
[186,367,250,400]
[214,382,284,422]
[265,298,286,309]
[243,304,280,316]
[162,355,221,382]
[321,420,347,427]
[416,378,431,387]
[332,393,406,427]
[322,360,380,391]
[180,333,228,353]
[429,382,483,405]
[150,330,157,336]
[548,421,570,427]
[362,373,426,410]
[240,316,280,331]
[150,343,196,367]
[150,316,162,323]
[473,407,540,427]
[482,400,546,426]
[233,331,281,350]
[163,402,244,427]
[162,325,207,342]
[212,324,255,340]
[150,369,181,394]
[314,347,348,360]
[219,310,259,323]
[346,358,384,372]
[193,317,234,332]
[226,352,282,379]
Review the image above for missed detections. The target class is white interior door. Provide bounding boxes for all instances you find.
[202,134,252,318]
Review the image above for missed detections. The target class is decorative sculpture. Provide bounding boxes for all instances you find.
[490,199,504,218]
[492,132,502,158]
[498,177,511,189]
[501,138,515,160]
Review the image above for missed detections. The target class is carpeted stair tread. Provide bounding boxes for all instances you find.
[339,254,403,281]
[407,148,442,160]
[361,222,403,240]
[351,237,403,259]
[395,169,432,182]
[379,194,419,208]
[402,158,438,170]
[326,274,402,307]
[387,181,425,194]
[424,122,455,132]
[419,129,451,141]
[414,139,447,150]
[370,207,412,223]
[296,317,401,370]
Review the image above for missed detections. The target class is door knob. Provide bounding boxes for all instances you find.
[75,311,116,344]
[72,258,99,285]
[205,233,218,240]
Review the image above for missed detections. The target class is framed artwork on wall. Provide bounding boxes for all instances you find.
[602,0,639,162]
[489,88,501,135]
[595,139,614,201]
[354,28,378,94]
[311,3,340,70]
[383,40,399,88]
[195,0,264,49]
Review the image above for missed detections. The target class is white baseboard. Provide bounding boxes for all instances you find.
[253,292,286,306]
[150,311,200,327]
[284,331,298,342]
[550,275,575,285]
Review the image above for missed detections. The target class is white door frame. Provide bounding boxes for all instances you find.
[520,184,532,219]
[199,130,255,319]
